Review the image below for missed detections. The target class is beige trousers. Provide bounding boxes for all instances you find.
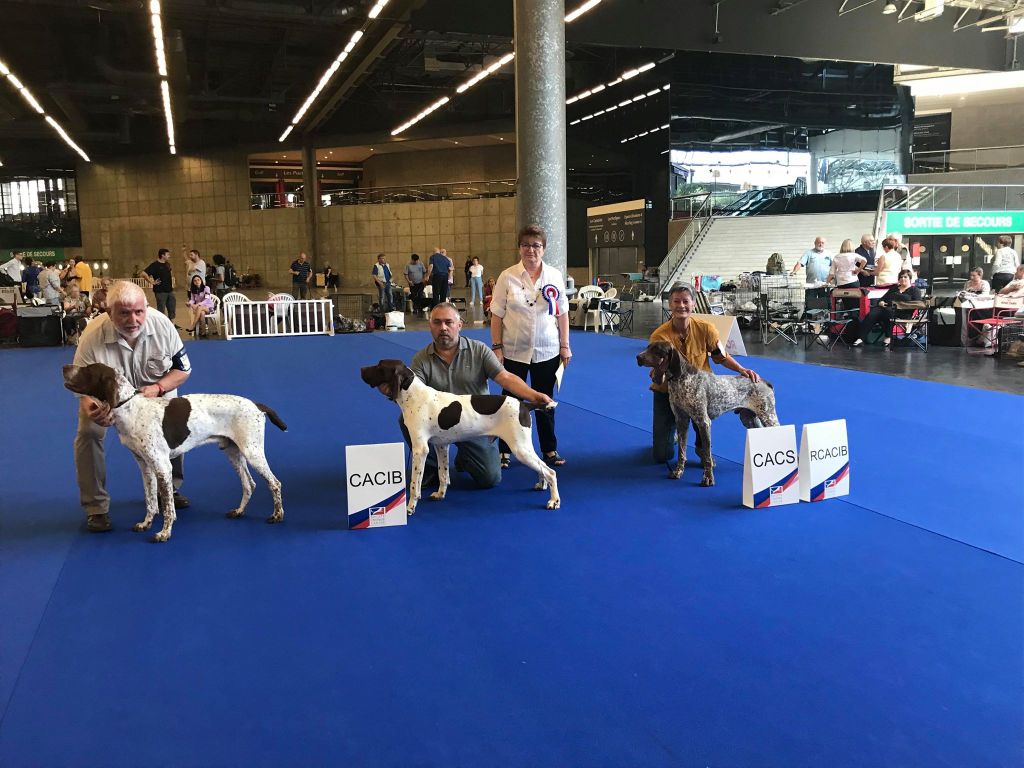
[75,410,183,518]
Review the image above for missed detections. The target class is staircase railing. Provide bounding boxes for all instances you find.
[657,193,715,291]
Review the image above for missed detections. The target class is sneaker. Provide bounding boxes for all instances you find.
[172,492,190,509]
[852,338,863,346]
[86,513,113,532]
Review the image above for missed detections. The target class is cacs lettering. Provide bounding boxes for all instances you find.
[752,450,797,468]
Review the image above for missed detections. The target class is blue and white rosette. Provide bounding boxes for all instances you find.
[541,284,561,316]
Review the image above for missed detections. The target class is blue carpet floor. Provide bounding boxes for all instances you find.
[0,331,1020,767]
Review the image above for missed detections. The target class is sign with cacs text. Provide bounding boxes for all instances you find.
[743,425,799,509]
[346,442,407,529]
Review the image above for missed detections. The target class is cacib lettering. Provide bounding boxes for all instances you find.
[810,445,849,461]
[753,450,797,467]
[350,470,404,487]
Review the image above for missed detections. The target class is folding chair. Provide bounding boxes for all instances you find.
[967,297,1022,356]
[804,307,858,351]
[889,299,932,352]
[601,304,634,335]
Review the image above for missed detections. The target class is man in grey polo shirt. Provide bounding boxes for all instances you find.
[409,302,551,491]
[71,281,192,532]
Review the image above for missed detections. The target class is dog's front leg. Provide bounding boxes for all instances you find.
[669,409,691,480]
[693,418,715,486]
[132,453,159,532]
[430,443,449,501]
[407,439,429,515]
[152,459,177,542]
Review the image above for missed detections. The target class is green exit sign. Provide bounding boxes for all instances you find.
[886,210,1024,235]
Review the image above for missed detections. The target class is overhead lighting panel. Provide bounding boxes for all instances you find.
[566,58,669,106]
[620,123,670,144]
[149,0,175,154]
[565,0,603,23]
[0,57,90,161]
[280,2,392,140]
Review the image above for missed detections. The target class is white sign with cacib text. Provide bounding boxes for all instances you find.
[346,442,408,529]
[743,425,800,509]
[799,419,850,502]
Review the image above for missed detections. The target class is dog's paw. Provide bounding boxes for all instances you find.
[151,531,170,543]
[132,521,151,532]
[429,490,446,501]
[546,498,560,510]
[700,473,715,487]
[226,508,244,519]
[533,481,548,491]
[266,512,283,524]
[407,503,417,515]
[669,468,684,480]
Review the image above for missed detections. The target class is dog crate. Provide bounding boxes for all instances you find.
[329,293,374,320]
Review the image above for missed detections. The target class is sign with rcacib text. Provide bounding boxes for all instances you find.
[742,425,799,509]
[346,443,407,529]
[799,419,850,502]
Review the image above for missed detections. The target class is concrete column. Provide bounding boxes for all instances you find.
[302,143,319,268]
[514,0,567,273]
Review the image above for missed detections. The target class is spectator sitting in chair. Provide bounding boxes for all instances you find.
[997,264,1024,298]
[185,275,216,337]
[89,278,114,317]
[853,270,922,349]
[958,268,991,299]
[62,279,91,343]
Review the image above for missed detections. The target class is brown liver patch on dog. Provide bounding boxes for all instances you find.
[469,395,506,415]
[518,402,533,428]
[437,401,462,430]
[162,398,192,449]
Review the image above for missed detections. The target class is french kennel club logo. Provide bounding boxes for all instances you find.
[754,467,799,508]
[350,488,406,529]
[811,462,849,502]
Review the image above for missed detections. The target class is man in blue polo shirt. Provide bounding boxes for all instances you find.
[425,247,451,306]
[791,236,833,285]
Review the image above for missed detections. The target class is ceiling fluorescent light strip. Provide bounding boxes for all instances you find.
[572,83,669,125]
[280,3,390,141]
[150,1,175,154]
[619,123,670,144]
[566,57,666,105]
[0,57,90,161]
[389,0,609,136]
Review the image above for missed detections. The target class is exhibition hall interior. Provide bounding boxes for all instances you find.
[0,1,1021,765]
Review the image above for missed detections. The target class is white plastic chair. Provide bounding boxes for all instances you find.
[199,294,222,337]
[221,291,250,336]
[584,287,618,332]
[571,285,603,328]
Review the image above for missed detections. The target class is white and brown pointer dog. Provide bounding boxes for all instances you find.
[63,362,286,542]
[360,359,560,513]
[636,341,779,486]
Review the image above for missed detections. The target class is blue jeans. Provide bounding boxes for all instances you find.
[377,283,392,311]
[470,276,483,304]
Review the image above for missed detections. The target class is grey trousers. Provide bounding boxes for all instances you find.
[75,411,183,518]
[154,291,176,320]
[652,390,703,464]
[398,416,500,490]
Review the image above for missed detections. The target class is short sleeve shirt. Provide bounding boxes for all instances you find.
[428,253,450,277]
[648,317,722,392]
[145,261,173,293]
[489,261,570,365]
[410,337,504,396]
[73,261,93,293]
[799,250,832,283]
[73,310,189,396]
[291,260,312,285]
[405,262,426,284]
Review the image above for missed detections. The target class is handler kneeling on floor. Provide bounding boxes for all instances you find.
[406,302,552,492]
[649,284,761,464]
[72,281,192,532]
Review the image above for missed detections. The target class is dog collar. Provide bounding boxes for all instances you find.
[114,391,140,409]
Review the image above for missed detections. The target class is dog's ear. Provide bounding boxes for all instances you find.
[396,365,414,392]
[667,347,682,379]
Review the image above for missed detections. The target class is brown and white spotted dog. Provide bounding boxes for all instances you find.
[63,362,286,542]
[636,341,780,486]
[359,359,560,514]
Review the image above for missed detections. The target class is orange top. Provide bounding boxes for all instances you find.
[647,316,721,392]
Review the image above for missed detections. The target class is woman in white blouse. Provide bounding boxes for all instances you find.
[874,237,902,285]
[468,257,484,305]
[490,224,571,468]
[828,239,867,289]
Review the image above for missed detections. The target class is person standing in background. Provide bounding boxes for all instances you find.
[290,251,313,299]
[371,253,393,312]
[425,247,451,306]
[22,257,42,300]
[468,257,484,305]
[184,248,207,285]
[71,256,94,298]
[404,253,426,313]
[143,248,176,320]
[855,234,877,288]
[464,257,473,288]
[991,235,1020,292]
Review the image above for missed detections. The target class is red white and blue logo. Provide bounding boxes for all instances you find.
[350,488,406,529]
[811,462,849,502]
[541,284,561,316]
[753,467,798,508]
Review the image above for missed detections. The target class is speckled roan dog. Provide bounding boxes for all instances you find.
[63,362,286,542]
[636,341,779,486]
[360,359,560,514]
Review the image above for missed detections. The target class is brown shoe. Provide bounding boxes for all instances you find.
[86,513,113,532]
[173,492,190,509]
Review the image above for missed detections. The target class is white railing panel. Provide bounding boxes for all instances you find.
[223,298,334,340]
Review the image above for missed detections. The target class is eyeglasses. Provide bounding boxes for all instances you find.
[519,242,544,250]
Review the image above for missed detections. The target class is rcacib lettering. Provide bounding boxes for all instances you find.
[810,445,849,461]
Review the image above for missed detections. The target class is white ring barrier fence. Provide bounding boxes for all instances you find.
[222,295,334,339]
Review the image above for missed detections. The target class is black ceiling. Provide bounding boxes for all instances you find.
[0,0,1008,170]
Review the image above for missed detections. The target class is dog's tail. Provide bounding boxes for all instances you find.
[255,402,288,431]
[523,400,557,412]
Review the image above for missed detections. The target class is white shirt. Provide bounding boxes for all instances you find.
[73,309,188,396]
[490,261,569,364]
[469,264,483,278]
[830,253,865,286]
[993,247,1020,275]
[188,259,207,283]
[1,257,24,282]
